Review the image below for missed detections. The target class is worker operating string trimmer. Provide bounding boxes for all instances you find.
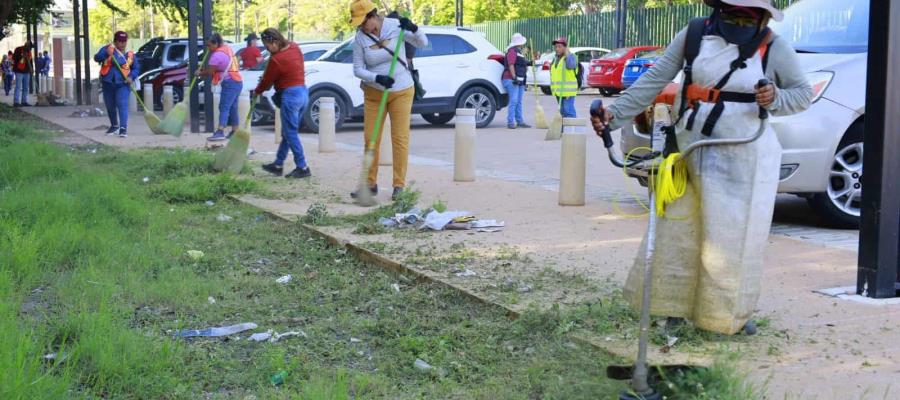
[590,1,813,398]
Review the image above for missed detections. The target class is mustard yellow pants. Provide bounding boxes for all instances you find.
[363,85,414,188]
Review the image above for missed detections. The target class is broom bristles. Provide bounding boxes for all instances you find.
[545,113,562,141]
[353,151,378,207]
[534,103,548,129]
[157,102,187,136]
[144,108,166,135]
[213,128,251,173]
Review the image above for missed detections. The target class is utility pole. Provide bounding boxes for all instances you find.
[73,0,83,105]
[615,0,628,48]
[81,0,91,105]
[858,0,900,298]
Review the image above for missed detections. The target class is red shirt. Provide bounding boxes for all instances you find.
[254,43,305,95]
[502,48,517,80]
[240,45,262,69]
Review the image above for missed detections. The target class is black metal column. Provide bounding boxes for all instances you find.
[858,0,900,298]
[73,0,83,105]
[32,22,39,94]
[81,0,92,105]
[202,0,214,132]
[188,0,200,133]
[615,0,628,48]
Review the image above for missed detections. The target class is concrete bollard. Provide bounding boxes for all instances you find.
[212,88,221,128]
[143,84,154,113]
[454,108,477,182]
[274,105,282,144]
[317,97,336,153]
[162,86,174,115]
[237,90,251,135]
[558,118,587,206]
[65,78,73,100]
[378,115,392,166]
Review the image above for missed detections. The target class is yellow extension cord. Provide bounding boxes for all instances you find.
[614,146,690,219]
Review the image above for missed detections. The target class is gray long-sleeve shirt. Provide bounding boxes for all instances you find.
[607,28,812,130]
[353,18,428,92]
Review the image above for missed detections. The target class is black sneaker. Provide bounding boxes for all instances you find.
[118,128,128,138]
[350,185,378,199]
[12,103,20,107]
[20,102,31,107]
[517,122,532,129]
[106,126,120,135]
[285,167,311,179]
[391,187,403,201]
[261,163,284,176]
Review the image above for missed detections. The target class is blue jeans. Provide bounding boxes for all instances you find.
[102,81,131,129]
[558,96,576,118]
[3,74,11,95]
[275,85,309,169]
[14,72,29,104]
[502,79,526,125]
[218,79,243,128]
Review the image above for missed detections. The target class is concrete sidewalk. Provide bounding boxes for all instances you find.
[9,97,896,399]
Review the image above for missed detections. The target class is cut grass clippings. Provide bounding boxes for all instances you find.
[0,105,760,399]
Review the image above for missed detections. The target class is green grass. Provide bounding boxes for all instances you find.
[0,107,758,398]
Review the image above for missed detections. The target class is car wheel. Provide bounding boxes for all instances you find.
[540,86,552,96]
[808,122,863,229]
[303,89,345,133]
[421,113,454,125]
[251,108,266,126]
[173,86,183,104]
[457,86,496,129]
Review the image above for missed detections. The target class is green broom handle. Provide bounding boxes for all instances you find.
[109,48,151,111]
[243,95,259,128]
[366,28,406,152]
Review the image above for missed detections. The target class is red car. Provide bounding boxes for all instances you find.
[587,46,662,96]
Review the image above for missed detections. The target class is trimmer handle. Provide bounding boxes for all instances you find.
[756,78,771,120]
[590,99,614,149]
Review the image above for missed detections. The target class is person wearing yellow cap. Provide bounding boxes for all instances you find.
[348,0,428,201]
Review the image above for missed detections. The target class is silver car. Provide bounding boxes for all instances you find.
[622,0,868,228]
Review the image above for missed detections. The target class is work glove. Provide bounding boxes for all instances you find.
[375,75,395,89]
[398,17,419,33]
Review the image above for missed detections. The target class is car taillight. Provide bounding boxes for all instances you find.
[487,54,504,64]
[806,71,834,103]
[642,63,654,68]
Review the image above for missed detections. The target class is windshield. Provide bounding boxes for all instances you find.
[769,0,868,54]
[601,48,630,60]
[319,40,354,63]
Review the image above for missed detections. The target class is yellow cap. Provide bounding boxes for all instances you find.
[349,0,377,27]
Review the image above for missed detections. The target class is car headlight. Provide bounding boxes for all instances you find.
[305,68,318,76]
[806,71,834,103]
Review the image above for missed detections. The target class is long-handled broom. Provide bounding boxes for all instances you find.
[156,51,210,137]
[528,40,548,130]
[110,50,165,134]
[213,96,257,173]
[545,95,563,140]
[354,29,405,207]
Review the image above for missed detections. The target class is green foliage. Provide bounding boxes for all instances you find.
[657,354,765,399]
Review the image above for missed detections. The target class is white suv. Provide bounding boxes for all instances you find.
[300,26,509,131]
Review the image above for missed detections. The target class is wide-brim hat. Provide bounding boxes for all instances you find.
[714,0,783,21]
[507,33,527,50]
[349,0,377,27]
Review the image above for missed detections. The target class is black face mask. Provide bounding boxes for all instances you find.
[711,9,762,45]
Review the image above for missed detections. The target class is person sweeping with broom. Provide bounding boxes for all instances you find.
[349,0,428,202]
[591,0,812,339]
[196,33,243,142]
[253,28,311,179]
[94,31,140,138]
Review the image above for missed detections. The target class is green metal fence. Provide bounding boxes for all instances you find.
[469,0,795,54]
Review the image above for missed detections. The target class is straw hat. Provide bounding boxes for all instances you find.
[349,0,377,27]
[507,33,527,50]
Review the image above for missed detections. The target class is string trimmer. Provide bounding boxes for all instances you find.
[593,78,770,400]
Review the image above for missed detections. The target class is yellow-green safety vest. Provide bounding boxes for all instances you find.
[550,55,578,98]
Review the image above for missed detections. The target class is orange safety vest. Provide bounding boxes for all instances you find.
[100,48,134,77]
[212,45,242,85]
